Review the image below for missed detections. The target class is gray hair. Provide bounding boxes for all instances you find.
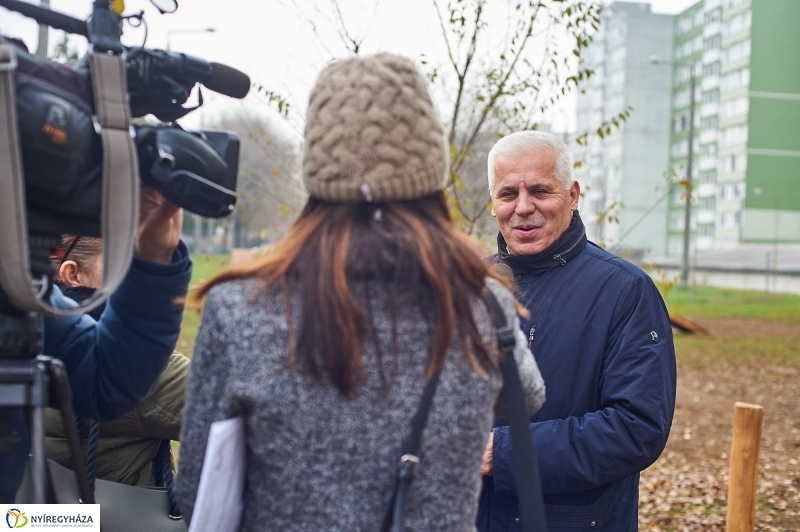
[487,131,574,193]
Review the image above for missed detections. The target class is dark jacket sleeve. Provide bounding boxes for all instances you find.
[42,242,192,422]
[491,275,677,496]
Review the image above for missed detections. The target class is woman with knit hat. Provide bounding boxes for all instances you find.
[175,53,545,531]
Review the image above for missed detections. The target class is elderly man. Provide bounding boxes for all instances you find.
[477,131,676,531]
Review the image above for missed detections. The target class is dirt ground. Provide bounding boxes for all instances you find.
[639,318,800,531]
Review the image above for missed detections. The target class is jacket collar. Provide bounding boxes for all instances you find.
[496,210,587,276]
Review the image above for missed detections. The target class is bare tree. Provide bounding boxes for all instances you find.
[209,109,305,248]
[425,0,610,236]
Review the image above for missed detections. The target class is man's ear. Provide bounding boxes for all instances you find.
[569,180,580,211]
[58,261,81,287]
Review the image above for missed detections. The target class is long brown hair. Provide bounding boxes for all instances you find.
[198,192,509,397]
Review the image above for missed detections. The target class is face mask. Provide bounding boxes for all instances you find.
[55,283,106,321]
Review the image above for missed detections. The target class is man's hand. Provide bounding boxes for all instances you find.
[480,431,493,476]
[135,187,182,264]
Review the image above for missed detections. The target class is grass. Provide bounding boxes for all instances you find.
[176,254,230,355]
[660,285,800,322]
[658,285,800,368]
[674,333,800,369]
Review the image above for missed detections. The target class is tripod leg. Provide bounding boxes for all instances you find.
[46,357,95,504]
[30,360,48,504]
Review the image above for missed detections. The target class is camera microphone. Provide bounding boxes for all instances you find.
[126,49,250,114]
[205,62,251,99]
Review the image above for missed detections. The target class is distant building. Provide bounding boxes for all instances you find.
[666,0,800,256]
[574,2,675,258]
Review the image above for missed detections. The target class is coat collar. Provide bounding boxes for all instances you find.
[495,210,587,276]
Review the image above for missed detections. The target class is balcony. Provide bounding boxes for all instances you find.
[702,76,720,91]
[699,157,718,171]
[703,48,721,65]
[701,102,719,118]
[704,21,722,38]
[697,210,715,224]
[700,129,718,145]
[697,183,716,197]
[697,236,715,251]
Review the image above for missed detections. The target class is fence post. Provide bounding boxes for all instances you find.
[725,402,764,532]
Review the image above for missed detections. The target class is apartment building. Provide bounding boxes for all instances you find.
[666,0,800,255]
[574,2,674,258]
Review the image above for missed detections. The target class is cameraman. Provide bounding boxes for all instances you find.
[1,187,192,502]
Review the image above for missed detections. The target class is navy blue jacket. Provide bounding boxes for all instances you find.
[1,242,192,502]
[478,213,676,531]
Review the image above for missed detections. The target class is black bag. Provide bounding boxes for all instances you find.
[7,38,103,236]
[16,423,187,532]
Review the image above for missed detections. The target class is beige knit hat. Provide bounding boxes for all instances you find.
[302,53,449,203]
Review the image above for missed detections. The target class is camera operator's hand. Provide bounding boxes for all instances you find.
[135,187,183,264]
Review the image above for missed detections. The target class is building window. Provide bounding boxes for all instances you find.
[720,97,749,119]
[702,117,719,130]
[720,125,748,147]
[703,63,721,77]
[698,225,715,237]
[723,40,751,64]
[700,171,716,184]
[702,90,720,103]
[670,213,685,231]
[705,9,721,25]
[723,11,752,37]
[720,154,747,174]
[700,197,716,210]
[672,140,689,158]
[701,144,717,157]
[721,68,750,91]
[705,35,722,51]
[674,89,691,108]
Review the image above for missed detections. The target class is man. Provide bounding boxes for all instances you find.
[477,131,676,531]
[1,188,192,502]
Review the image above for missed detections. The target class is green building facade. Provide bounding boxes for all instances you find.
[666,0,800,256]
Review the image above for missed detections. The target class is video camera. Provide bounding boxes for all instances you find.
[0,0,251,506]
[0,0,249,317]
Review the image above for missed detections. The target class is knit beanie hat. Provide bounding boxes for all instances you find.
[302,53,449,203]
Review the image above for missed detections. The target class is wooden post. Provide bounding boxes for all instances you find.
[725,402,764,532]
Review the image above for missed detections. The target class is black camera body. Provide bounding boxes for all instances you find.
[9,40,241,237]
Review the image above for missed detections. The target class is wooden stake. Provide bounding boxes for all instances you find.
[725,402,764,532]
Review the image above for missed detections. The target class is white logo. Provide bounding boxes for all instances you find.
[650,331,659,342]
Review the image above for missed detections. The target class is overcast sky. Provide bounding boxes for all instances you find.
[1,0,699,136]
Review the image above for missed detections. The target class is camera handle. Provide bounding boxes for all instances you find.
[0,36,138,317]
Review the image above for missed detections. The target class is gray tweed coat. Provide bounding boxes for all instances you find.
[175,277,545,531]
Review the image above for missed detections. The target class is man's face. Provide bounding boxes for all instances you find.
[490,149,580,256]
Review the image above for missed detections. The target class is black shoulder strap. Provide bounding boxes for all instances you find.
[485,290,548,532]
[381,371,441,532]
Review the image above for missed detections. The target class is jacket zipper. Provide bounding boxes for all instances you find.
[528,324,536,349]
[552,229,585,266]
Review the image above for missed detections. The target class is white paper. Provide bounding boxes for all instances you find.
[188,416,246,532]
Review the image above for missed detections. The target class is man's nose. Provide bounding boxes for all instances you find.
[515,190,536,216]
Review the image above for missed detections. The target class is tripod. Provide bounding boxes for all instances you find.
[0,310,94,504]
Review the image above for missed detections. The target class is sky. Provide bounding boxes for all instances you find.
[0,0,699,137]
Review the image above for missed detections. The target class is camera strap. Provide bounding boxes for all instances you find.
[0,40,139,317]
